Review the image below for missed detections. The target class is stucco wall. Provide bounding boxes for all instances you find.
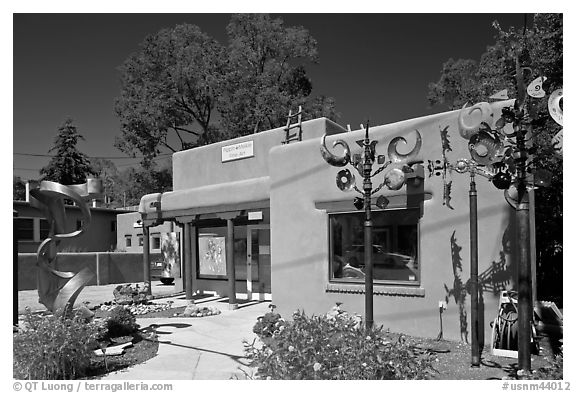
[269,101,518,342]
[17,252,147,290]
[172,118,346,191]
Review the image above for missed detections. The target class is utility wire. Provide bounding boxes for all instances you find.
[14,152,173,159]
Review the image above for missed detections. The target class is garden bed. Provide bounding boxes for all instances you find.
[85,332,158,378]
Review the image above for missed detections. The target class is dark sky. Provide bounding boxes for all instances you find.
[13,13,529,180]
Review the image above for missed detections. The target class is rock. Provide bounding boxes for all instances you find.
[94,341,133,356]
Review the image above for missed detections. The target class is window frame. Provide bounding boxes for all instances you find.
[39,219,50,240]
[328,208,421,287]
[151,234,161,250]
[125,235,132,248]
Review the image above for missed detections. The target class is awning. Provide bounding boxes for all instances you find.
[139,176,270,221]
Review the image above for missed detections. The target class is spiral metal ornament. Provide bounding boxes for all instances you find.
[458,102,494,139]
[28,179,103,316]
[387,129,422,164]
[320,134,351,167]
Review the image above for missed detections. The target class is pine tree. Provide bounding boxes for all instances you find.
[40,118,97,185]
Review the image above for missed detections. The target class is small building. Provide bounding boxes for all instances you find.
[129,103,534,342]
[14,200,126,253]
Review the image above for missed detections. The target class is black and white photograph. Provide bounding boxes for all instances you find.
[9,4,565,387]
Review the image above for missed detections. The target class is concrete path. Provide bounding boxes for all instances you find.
[101,299,269,380]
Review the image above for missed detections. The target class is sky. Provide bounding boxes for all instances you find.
[11,12,540,181]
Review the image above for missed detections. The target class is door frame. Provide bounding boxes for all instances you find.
[246,224,271,301]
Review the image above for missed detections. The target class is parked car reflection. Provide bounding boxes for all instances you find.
[343,245,414,268]
[334,245,418,282]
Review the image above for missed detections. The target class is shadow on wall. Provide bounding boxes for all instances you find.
[443,229,514,344]
[444,230,469,343]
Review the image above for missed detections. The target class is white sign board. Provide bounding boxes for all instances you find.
[221,140,254,162]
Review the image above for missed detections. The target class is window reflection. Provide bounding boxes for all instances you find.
[330,209,419,284]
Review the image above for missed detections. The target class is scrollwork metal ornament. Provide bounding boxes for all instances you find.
[28,178,103,317]
[320,125,422,201]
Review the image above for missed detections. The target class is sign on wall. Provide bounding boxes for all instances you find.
[221,140,254,162]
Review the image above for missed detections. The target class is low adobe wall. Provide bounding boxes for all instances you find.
[17,252,159,290]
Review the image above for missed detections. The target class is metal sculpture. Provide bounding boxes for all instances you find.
[429,54,562,371]
[28,178,103,316]
[320,123,423,329]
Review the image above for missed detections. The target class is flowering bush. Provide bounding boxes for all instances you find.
[13,310,102,380]
[245,304,433,380]
[252,304,284,338]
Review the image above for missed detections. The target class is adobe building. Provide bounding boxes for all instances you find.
[131,101,534,342]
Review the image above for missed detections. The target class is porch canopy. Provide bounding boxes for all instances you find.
[138,176,270,223]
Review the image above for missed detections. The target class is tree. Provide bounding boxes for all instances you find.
[90,158,122,207]
[40,118,97,185]
[219,14,321,137]
[427,13,563,303]
[114,164,173,208]
[13,176,27,201]
[114,24,228,162]
[114,14,338,162]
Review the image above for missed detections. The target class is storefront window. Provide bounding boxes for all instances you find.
[329,209,419,285]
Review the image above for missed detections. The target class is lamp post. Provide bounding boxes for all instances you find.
[320,122,422,330]
[452,159,494,367]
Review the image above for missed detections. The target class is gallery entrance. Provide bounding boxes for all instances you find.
[246,225,271,300]
[195,221,271,301]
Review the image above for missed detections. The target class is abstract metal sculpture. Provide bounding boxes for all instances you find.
[28,178,103,316]
[320,123,423,329]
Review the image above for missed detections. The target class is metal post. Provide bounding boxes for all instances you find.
[14,211,19,326]
[469,171,480,366]
[142,225,151,295]
[226,218,238,310]
[516,145,532,372]
[363,126,374,330]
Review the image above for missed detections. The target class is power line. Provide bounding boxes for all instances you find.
[14,152,173,159]
[13,155,171,172]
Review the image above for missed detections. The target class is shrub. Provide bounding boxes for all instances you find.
[253,304,284,338]
[245,305,433,380]
[528,354,563,380]
[13,310,100,380]
[105,306,139,338]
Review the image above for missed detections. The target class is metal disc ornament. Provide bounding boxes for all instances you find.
[548,89,563,126]
[527,76,547,98]
[384,167,406,190]
[336,169,355,191]
[468,131,503,167]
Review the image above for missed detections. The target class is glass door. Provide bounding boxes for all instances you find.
[246,225,271,301]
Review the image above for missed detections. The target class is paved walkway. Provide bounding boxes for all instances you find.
[17,283,269,380]
[102,298,268,380]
